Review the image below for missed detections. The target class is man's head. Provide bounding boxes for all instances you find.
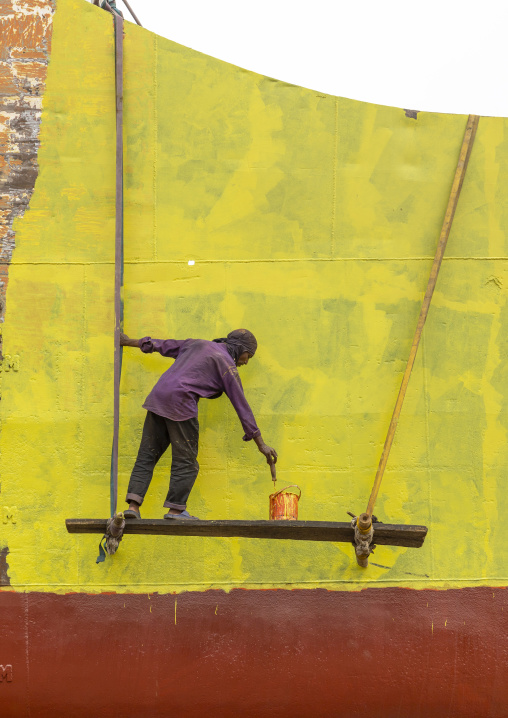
[227,328,257,366]
[213,328,257,366]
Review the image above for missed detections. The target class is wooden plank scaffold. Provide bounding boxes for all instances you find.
[66,518,427,549]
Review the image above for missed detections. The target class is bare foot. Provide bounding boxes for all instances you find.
[166,508,183,515]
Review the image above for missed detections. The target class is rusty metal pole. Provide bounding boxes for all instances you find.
[355,114,480,568]
[120,0,142,26]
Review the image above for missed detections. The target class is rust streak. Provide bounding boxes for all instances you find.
[0,0,54,336]
[0,546,10,586]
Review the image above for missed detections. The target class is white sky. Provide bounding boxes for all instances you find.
[115,0,507,118]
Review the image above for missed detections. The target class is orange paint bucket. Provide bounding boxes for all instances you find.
[269,485,302,520]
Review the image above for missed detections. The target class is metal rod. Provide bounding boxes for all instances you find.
[120,0,142,26]
[365,114,480,518]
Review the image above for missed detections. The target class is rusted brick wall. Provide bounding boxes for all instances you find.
[0,0,54,338]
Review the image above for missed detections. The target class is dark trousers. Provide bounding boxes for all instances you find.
[126,411,199,510]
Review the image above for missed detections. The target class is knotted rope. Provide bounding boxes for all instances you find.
[96,513,126,563]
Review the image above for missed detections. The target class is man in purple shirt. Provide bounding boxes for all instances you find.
[120,328,277,520]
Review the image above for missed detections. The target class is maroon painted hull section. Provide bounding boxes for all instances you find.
[1,587,507,717]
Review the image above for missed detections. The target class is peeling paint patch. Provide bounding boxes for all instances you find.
[0,0,54,334]
[0,546,10,585]
[404,109,419,119]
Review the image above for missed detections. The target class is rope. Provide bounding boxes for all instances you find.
[350,515,374,568]
[96,513,126,563]
[98,1,124,520]
[365,114,480,518]
[111,10,124,518]
[93,0,130,563]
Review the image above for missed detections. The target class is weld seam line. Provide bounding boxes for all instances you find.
[5,256,508,266]
[330,97,338,257]
[152,34,158,262]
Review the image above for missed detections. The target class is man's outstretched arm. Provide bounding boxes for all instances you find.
[222,365,278,466]
[120,333,184,358]
[120,333,141,347]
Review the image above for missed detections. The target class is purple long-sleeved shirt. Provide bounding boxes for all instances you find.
[140,337,261,441]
